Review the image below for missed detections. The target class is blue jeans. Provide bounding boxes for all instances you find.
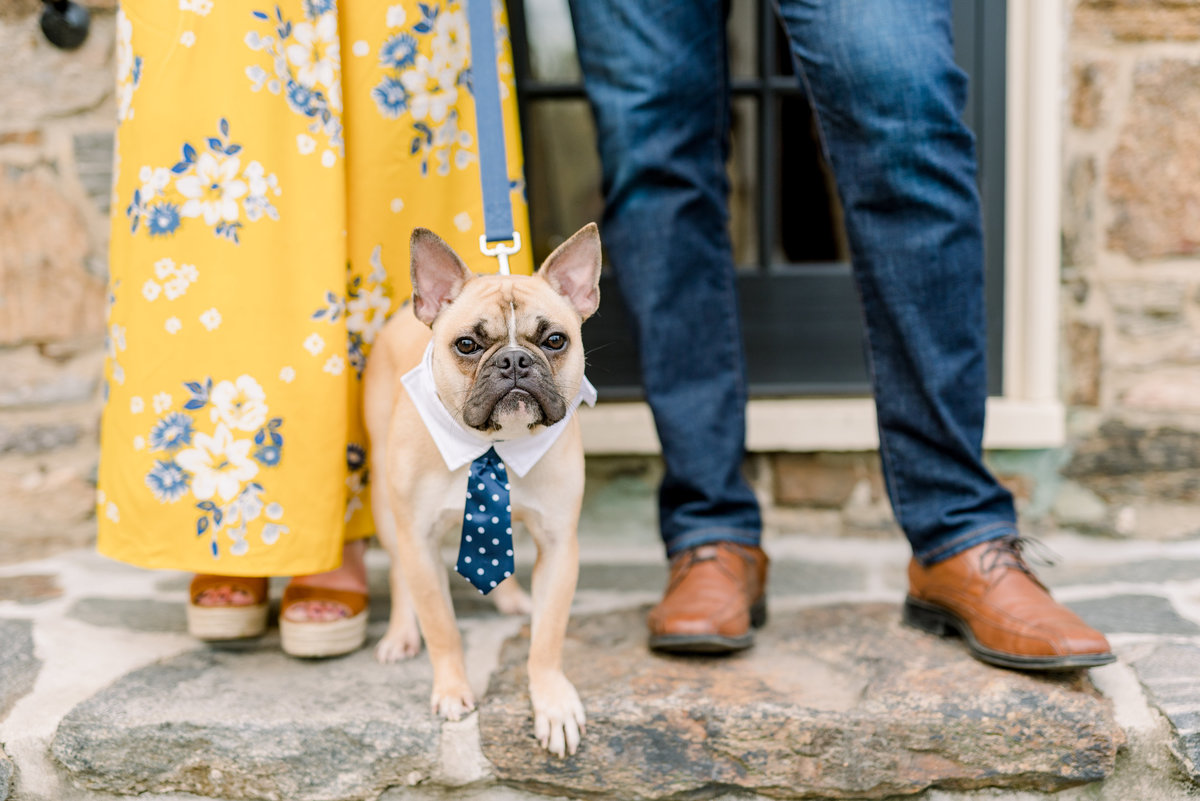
[567,0,1018,564]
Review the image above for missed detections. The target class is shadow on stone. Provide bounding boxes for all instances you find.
[480,604,1123,800]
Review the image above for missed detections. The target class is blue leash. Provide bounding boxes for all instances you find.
[466,0,521,274]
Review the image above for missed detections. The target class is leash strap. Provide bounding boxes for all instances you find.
[466,0,519,274]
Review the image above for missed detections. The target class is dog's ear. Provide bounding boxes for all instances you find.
[537,222,602,320]
[410,228,474,326]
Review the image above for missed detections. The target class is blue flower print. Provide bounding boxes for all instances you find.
[254,444,281,467]
[146,202,181,236]
[149,412,194,452]
[303,0,335,17]
[371,77,409,119]
[379,33,418,69]
[285,80,318,116]
[146,460,190,502]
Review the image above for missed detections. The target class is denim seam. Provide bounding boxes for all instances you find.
[916,520,1017,565]
[665,526,761,557]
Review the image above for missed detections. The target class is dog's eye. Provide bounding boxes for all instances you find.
[454,337,479,355]
[543,333,567,351]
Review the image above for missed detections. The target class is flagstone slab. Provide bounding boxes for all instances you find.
[1,747,12,801]
[1129,642,1200,783]
[480,604,1123,800]
[0,619,40,719]
[51,635,441,801]
[1066,595,1200,636]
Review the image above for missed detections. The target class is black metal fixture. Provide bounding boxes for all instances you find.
[40,0,90,50]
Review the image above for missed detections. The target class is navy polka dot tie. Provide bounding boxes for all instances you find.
[456,448,514,594]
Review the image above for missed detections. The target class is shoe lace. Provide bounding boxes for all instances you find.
[979,535,1058,590]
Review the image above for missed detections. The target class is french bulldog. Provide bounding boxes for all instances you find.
[362,223,601,757]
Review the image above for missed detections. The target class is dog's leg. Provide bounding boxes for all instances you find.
[392,511,475,719]
[525,516,586,756]
[371,453,422,663]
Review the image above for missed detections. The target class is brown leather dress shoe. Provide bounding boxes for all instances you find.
[648,542,768,654]
[905,537,1115,671]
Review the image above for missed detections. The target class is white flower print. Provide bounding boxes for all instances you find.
[181,31,196,47]
[115,9,141,122]
[323,354,345,376]
[200,308,222,331]
[352,40,368,57]
[175,424,259,503]
[112,364,126,385]
[400,54,458,124]
[154,257,176,280]
[390,198,404,213]
[304,333,325,356]
[111,324,127,352]
[386,4,406,27]
[106,501,120,522]
[180,263,199,282]
[286,13,340,91]
[209,375,268,432]
[153,392,173,414]
[133,435,145,450]
[176,152,248,226]
[279,366,295,383]
[262,523,289,544]
[345,285,390,345]
[164,277,190,300]
[142,280,161,301]
[130,396,144,414]
[431,8,469,74]
[297,134,317,155]
[165,317,182,334]
[180,0,212,15]
[454,211,472,232]
[321,151,336,168]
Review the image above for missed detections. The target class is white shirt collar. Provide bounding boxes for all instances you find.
[400,342,597,477]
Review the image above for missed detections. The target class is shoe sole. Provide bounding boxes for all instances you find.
[902,596,1116,671]
[648,597,767,655]
[187,602,269,640]
[280,610,368,658]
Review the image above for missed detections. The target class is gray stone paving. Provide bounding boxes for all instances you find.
[0,533,1198,800]
[52,637,441,801]
[1129,642,1200,783]
[1067,594,1200,635]
[0,619,39,719]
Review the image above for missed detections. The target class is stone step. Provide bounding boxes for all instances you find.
[50,603,1123,801]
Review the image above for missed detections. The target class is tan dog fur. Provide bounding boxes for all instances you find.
[363,224,601,757]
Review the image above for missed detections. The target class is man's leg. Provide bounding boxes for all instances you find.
[568,0,767,652]
[776,0,1112,668]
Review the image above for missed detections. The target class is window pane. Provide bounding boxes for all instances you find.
[522,0,581,82]
[728,0,757,79]
[523,100,604,264]
[729,96,759,270]
[773,95,847,266]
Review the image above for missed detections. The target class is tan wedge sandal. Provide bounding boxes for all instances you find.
[279,585,368,658]
[187,575,269,640]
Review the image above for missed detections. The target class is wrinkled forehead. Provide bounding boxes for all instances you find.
[439,275,578,337]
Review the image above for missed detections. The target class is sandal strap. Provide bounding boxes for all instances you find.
[280,585,368,617]
[189,575,269,605]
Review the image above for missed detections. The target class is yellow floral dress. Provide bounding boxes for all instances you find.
[98,0,532,576]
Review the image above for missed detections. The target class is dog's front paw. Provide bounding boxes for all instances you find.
[490,577,533,616]
[530,672,586,757]
[375,621,422,663]
[431,678,476,721]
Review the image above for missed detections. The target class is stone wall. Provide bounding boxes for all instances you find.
[1055,0,1200,540]
[0,2,116,563]
[1,0,1197,565]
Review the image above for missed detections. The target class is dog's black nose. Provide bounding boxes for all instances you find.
[494,347,533,376]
